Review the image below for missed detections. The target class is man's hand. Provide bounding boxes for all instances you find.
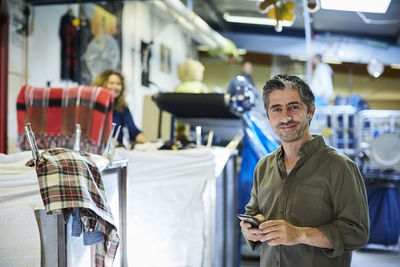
[240,214,265,242]
[258,220,303,246]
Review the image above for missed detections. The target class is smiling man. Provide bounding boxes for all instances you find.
[240,74,369,267]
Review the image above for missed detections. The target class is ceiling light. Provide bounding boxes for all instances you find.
[290,55,307,61]
[223,13,294,27]
[321,0,391,13]
[390,64,400,70]
[322,57,342,64]
[197,45,209,52]
[237,48,247,55]
[367,59,384,78]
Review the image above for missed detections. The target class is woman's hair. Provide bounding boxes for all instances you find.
[92,69,128,112]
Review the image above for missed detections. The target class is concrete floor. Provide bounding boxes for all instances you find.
[242,249,400,267]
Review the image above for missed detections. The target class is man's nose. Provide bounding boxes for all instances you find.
[280,108,292,123]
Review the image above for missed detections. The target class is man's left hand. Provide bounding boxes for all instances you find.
[258,220,304,246]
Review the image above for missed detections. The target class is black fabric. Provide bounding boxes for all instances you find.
[59,12,79,82]
[152,93,240,119]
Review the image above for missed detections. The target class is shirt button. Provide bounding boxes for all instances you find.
[89,228,94,232]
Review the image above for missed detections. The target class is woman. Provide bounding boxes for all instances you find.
[93,70,147,146]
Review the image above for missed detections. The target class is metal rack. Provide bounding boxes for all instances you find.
[310,105,357,157]
[356,110,400,180]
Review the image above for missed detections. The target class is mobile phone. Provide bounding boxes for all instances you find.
[237,214,260,228]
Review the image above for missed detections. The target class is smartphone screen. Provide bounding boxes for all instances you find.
[237,214,260,228]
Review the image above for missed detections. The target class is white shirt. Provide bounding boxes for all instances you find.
[310,62,334,105]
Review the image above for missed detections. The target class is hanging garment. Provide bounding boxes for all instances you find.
[59,11,80,82]
[16,85,113,154]
[26,148,119,267]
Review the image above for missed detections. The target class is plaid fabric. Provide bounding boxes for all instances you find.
[27,148,119,267]
[18,134,100,154]
[17,85,113,154]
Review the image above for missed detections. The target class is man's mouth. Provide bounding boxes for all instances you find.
[279,122,297,130]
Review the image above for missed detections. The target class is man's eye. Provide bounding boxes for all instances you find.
[290,106,299,110]
[272,108,281,112]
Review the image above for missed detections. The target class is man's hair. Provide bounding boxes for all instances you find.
[262,74,315,116]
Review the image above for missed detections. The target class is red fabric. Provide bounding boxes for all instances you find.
[17,85,113,153]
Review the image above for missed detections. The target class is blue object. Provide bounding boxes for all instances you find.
[228,76,256,115]
[334,94,370,111]
[238,113,279,214]
[113,107,142,144]
[367,186,400,245]
[83,229,104,246]
[72,208,82,237]
[71,207,105,245]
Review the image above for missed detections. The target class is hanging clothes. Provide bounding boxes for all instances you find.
[26,148,119,267]
[59,10,80,82]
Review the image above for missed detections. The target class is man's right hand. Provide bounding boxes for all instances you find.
[240,214,265,242]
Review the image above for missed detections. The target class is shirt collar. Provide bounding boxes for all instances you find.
[277,135,325,161]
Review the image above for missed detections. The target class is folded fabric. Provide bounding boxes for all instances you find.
[27,148,119,267]
[17,85,113,154]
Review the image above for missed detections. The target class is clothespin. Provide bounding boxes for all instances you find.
[24,123,39,163]
[103,123,121,163]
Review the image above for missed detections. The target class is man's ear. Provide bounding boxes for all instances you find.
[308,103,316,120]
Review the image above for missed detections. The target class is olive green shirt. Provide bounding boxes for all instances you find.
[244,135,369,267]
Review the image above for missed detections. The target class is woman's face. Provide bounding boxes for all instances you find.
[105,74,123,98]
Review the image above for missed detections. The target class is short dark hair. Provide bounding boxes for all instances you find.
[262,74,315,116]
[314,54,322,60]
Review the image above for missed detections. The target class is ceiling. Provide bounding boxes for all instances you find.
[190,0,400,45]
[24,0,400,45]
[23,0,400,64]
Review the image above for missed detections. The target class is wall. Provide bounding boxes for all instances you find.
[123,2,189,141]
[7,1,192,151]
[200,59,400,110]
[334,72,400,110]
[7,0,29,153]
[200,59,271,95]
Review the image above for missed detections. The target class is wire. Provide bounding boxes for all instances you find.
[356,12,400,25]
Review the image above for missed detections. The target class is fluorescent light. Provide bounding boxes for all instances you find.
[223,13,294,27]
[390,64,400,70]
[197,45,209,51]
[322,57,342,64]
[290,55,307,61]
[321,0,391,13]
[289,55,342,64]
[237,48,247,55]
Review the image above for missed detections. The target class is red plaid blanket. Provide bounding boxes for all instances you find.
[17,85,113,153]
[27,148,119,267]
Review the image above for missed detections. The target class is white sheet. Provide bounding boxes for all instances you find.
[0,207,41,267]
[116,147,231,267]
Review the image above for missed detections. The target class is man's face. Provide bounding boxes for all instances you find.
[267,87,314,143]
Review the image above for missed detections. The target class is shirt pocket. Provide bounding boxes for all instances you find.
[290,184,325,226]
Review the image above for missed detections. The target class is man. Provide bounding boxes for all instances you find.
[228,61,255,95]
[310,54,334,106]
[240,74,369,267]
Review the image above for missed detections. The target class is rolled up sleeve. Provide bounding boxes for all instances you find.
[318,161,370,258]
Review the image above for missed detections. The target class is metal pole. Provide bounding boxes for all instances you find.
[303,0,313,82]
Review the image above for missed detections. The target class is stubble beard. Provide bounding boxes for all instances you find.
[276,118,309,143]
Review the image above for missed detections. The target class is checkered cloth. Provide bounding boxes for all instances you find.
[27,148,119,267]
[17,85,113,154]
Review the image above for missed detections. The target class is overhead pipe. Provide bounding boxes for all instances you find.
[152,0,229,51]
[303,0,313,82]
